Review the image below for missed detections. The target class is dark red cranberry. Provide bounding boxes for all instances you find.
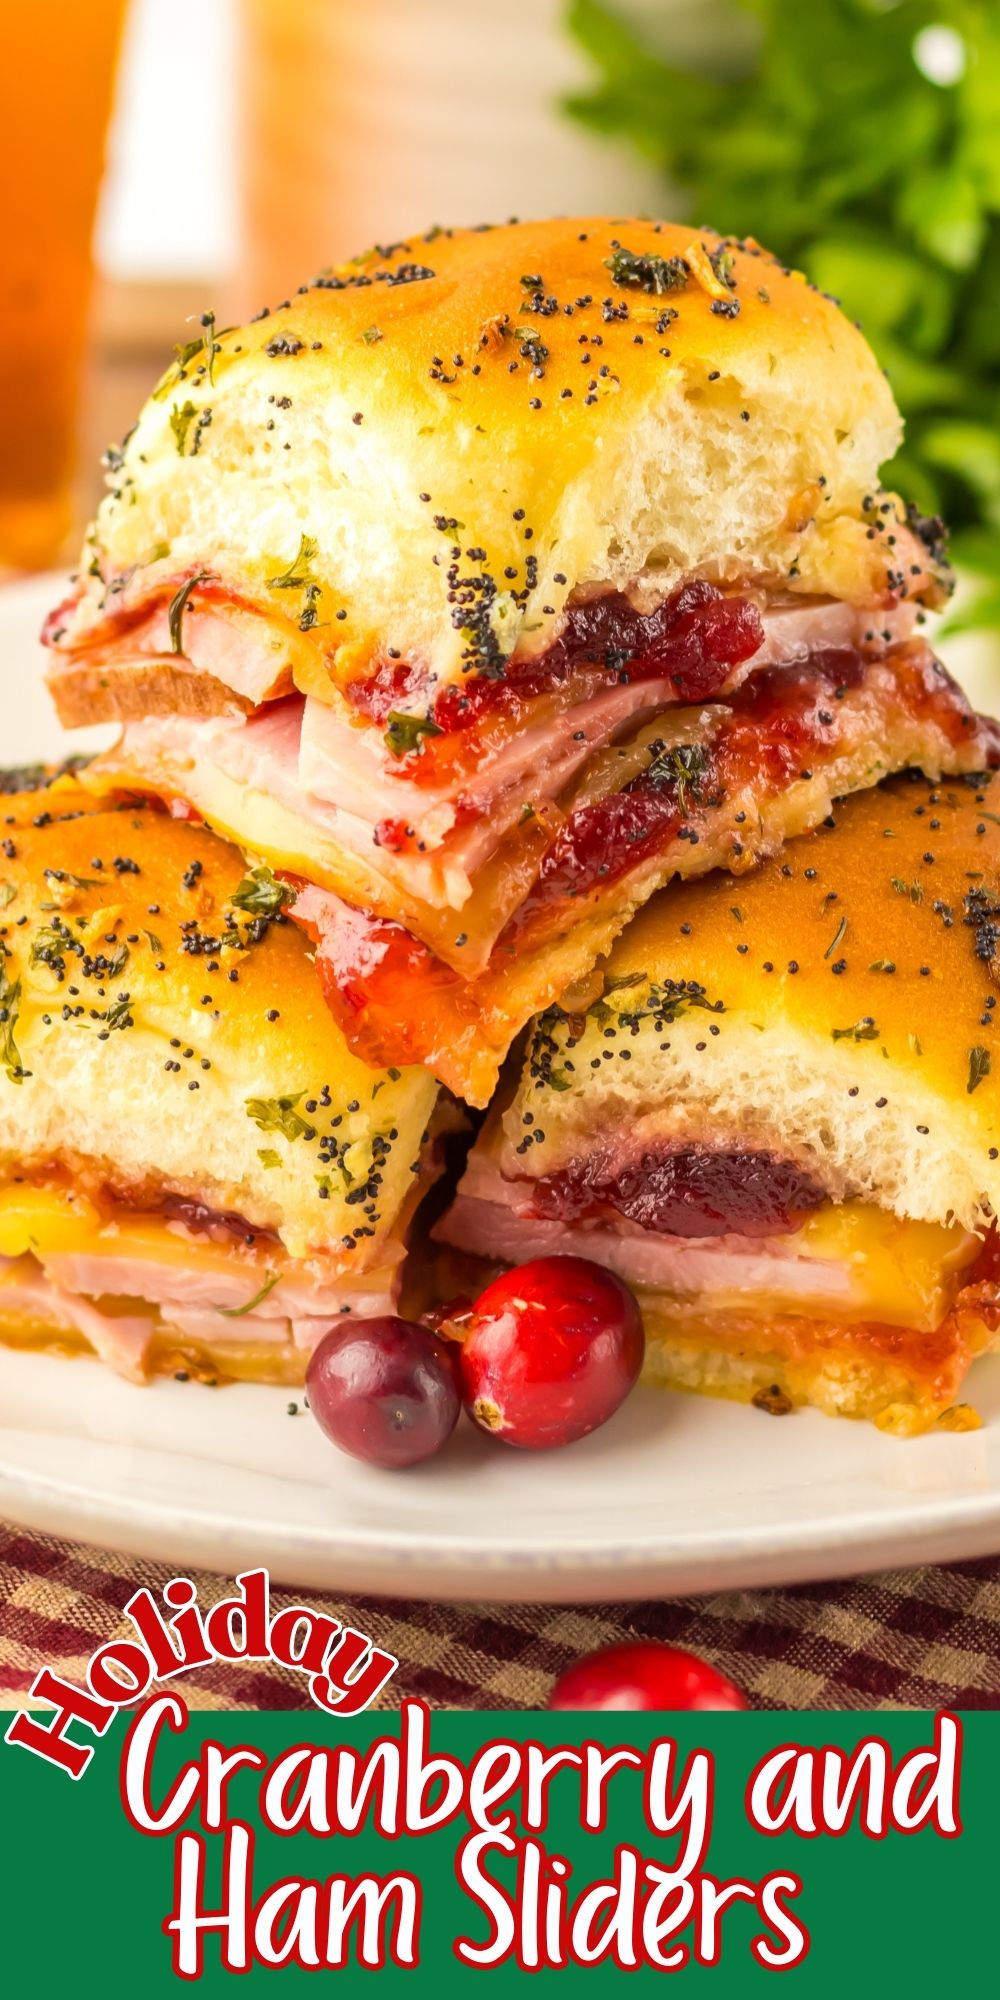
[549,1642,748,1711]
[306,1317,460,1469]
[458,1256,644,1449]
[527,1146,827,1238]
[520,784,682,914]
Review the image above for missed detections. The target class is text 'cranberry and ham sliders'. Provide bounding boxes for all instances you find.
[0,772,441,1384]
[43,218,995,1104]
[438,769,1000,1434]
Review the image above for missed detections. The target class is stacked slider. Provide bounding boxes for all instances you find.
[25,216,1000,1422]
[0,776,441,1382]
[439,771,1000,1433]
[43,219,996,1106]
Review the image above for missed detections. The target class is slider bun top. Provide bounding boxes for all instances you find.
[507,770,1000,1233]
[0,777,438,1260]
[65,217,942,698]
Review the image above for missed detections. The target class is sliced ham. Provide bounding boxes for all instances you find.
[42,1245,398,1318]
[150,1307,385,1354]
[746,594,914,668]
[44,580,300,718]
[106,593,919,919]
[47,569,917,722]
[47,653,252,728]
[0,1260,154,1382]
[299,671,685,835]
[0,1246,397,1383]
[436,1146,981,1330]
[437,1190,870,1302]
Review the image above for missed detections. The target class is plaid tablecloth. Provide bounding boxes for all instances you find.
[1,1522,998,1711]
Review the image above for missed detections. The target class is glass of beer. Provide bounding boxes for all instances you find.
[0,0,128,572]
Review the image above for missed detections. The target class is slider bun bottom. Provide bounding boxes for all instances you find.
[0,1307,309,1387]
[639,1299,996,1437]
[7,1294,994,1425]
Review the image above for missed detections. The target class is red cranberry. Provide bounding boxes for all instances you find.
[549,1642,748,1712]
[306,1317,459,1469]
[458,1255,644,1450]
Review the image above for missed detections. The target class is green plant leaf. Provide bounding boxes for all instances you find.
[921,420,1000,511]
[939,587,1000,638]
[949,527,1000,579]
[565,0,1000,557]
[896,165,986,275]
[872,334,969,413]
[566,0,649,77]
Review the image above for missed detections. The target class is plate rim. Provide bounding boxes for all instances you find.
[4,1436,1000,1602]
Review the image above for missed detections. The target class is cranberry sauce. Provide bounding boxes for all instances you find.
[298,639,982,1076]
[161,1194,276,1247]
[505,647,868,937]
[312,909,477,1078]
[346,581,763,754]
[526,1148,828,1239]
[516,785,683,915]
[537,581,763,701]
[434,581,763,732]
[316,906,445,1021]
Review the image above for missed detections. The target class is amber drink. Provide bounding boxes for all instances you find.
[0,0,127,570]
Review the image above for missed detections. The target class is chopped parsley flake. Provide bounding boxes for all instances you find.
[709,245,736,288]
[646,740,707,812]
[968,1046,991,1094]
[169,401,199,455]
[168,571,210,655]
[384,711,444,758]
[99,995,134,1032]
[604,246,689,295]
[230,865,295,919]
[244,1093,316,1141]
[0,952,23,1082]
[268,534,319,592]
[824,915,848,960]
[43,867,104,891]
[831,1019,880,1042]
[216,1270,281,1318]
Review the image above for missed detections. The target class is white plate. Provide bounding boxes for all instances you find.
[3,572,1000,1604]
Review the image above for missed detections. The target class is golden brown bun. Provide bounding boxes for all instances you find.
[0,778,438,1265]
[51,218,943,707]
[503,770,1000,1230]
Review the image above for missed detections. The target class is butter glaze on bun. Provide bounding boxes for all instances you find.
[49,217,945,712]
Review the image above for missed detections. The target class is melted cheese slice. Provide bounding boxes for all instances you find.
[0,1184,273,1284]
[637,1202,982,1332]
[794,1203,982,1329]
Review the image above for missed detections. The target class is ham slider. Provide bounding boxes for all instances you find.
[0,771,441,1384]
[439,769,1000,1434]
[43,218,995,1103]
